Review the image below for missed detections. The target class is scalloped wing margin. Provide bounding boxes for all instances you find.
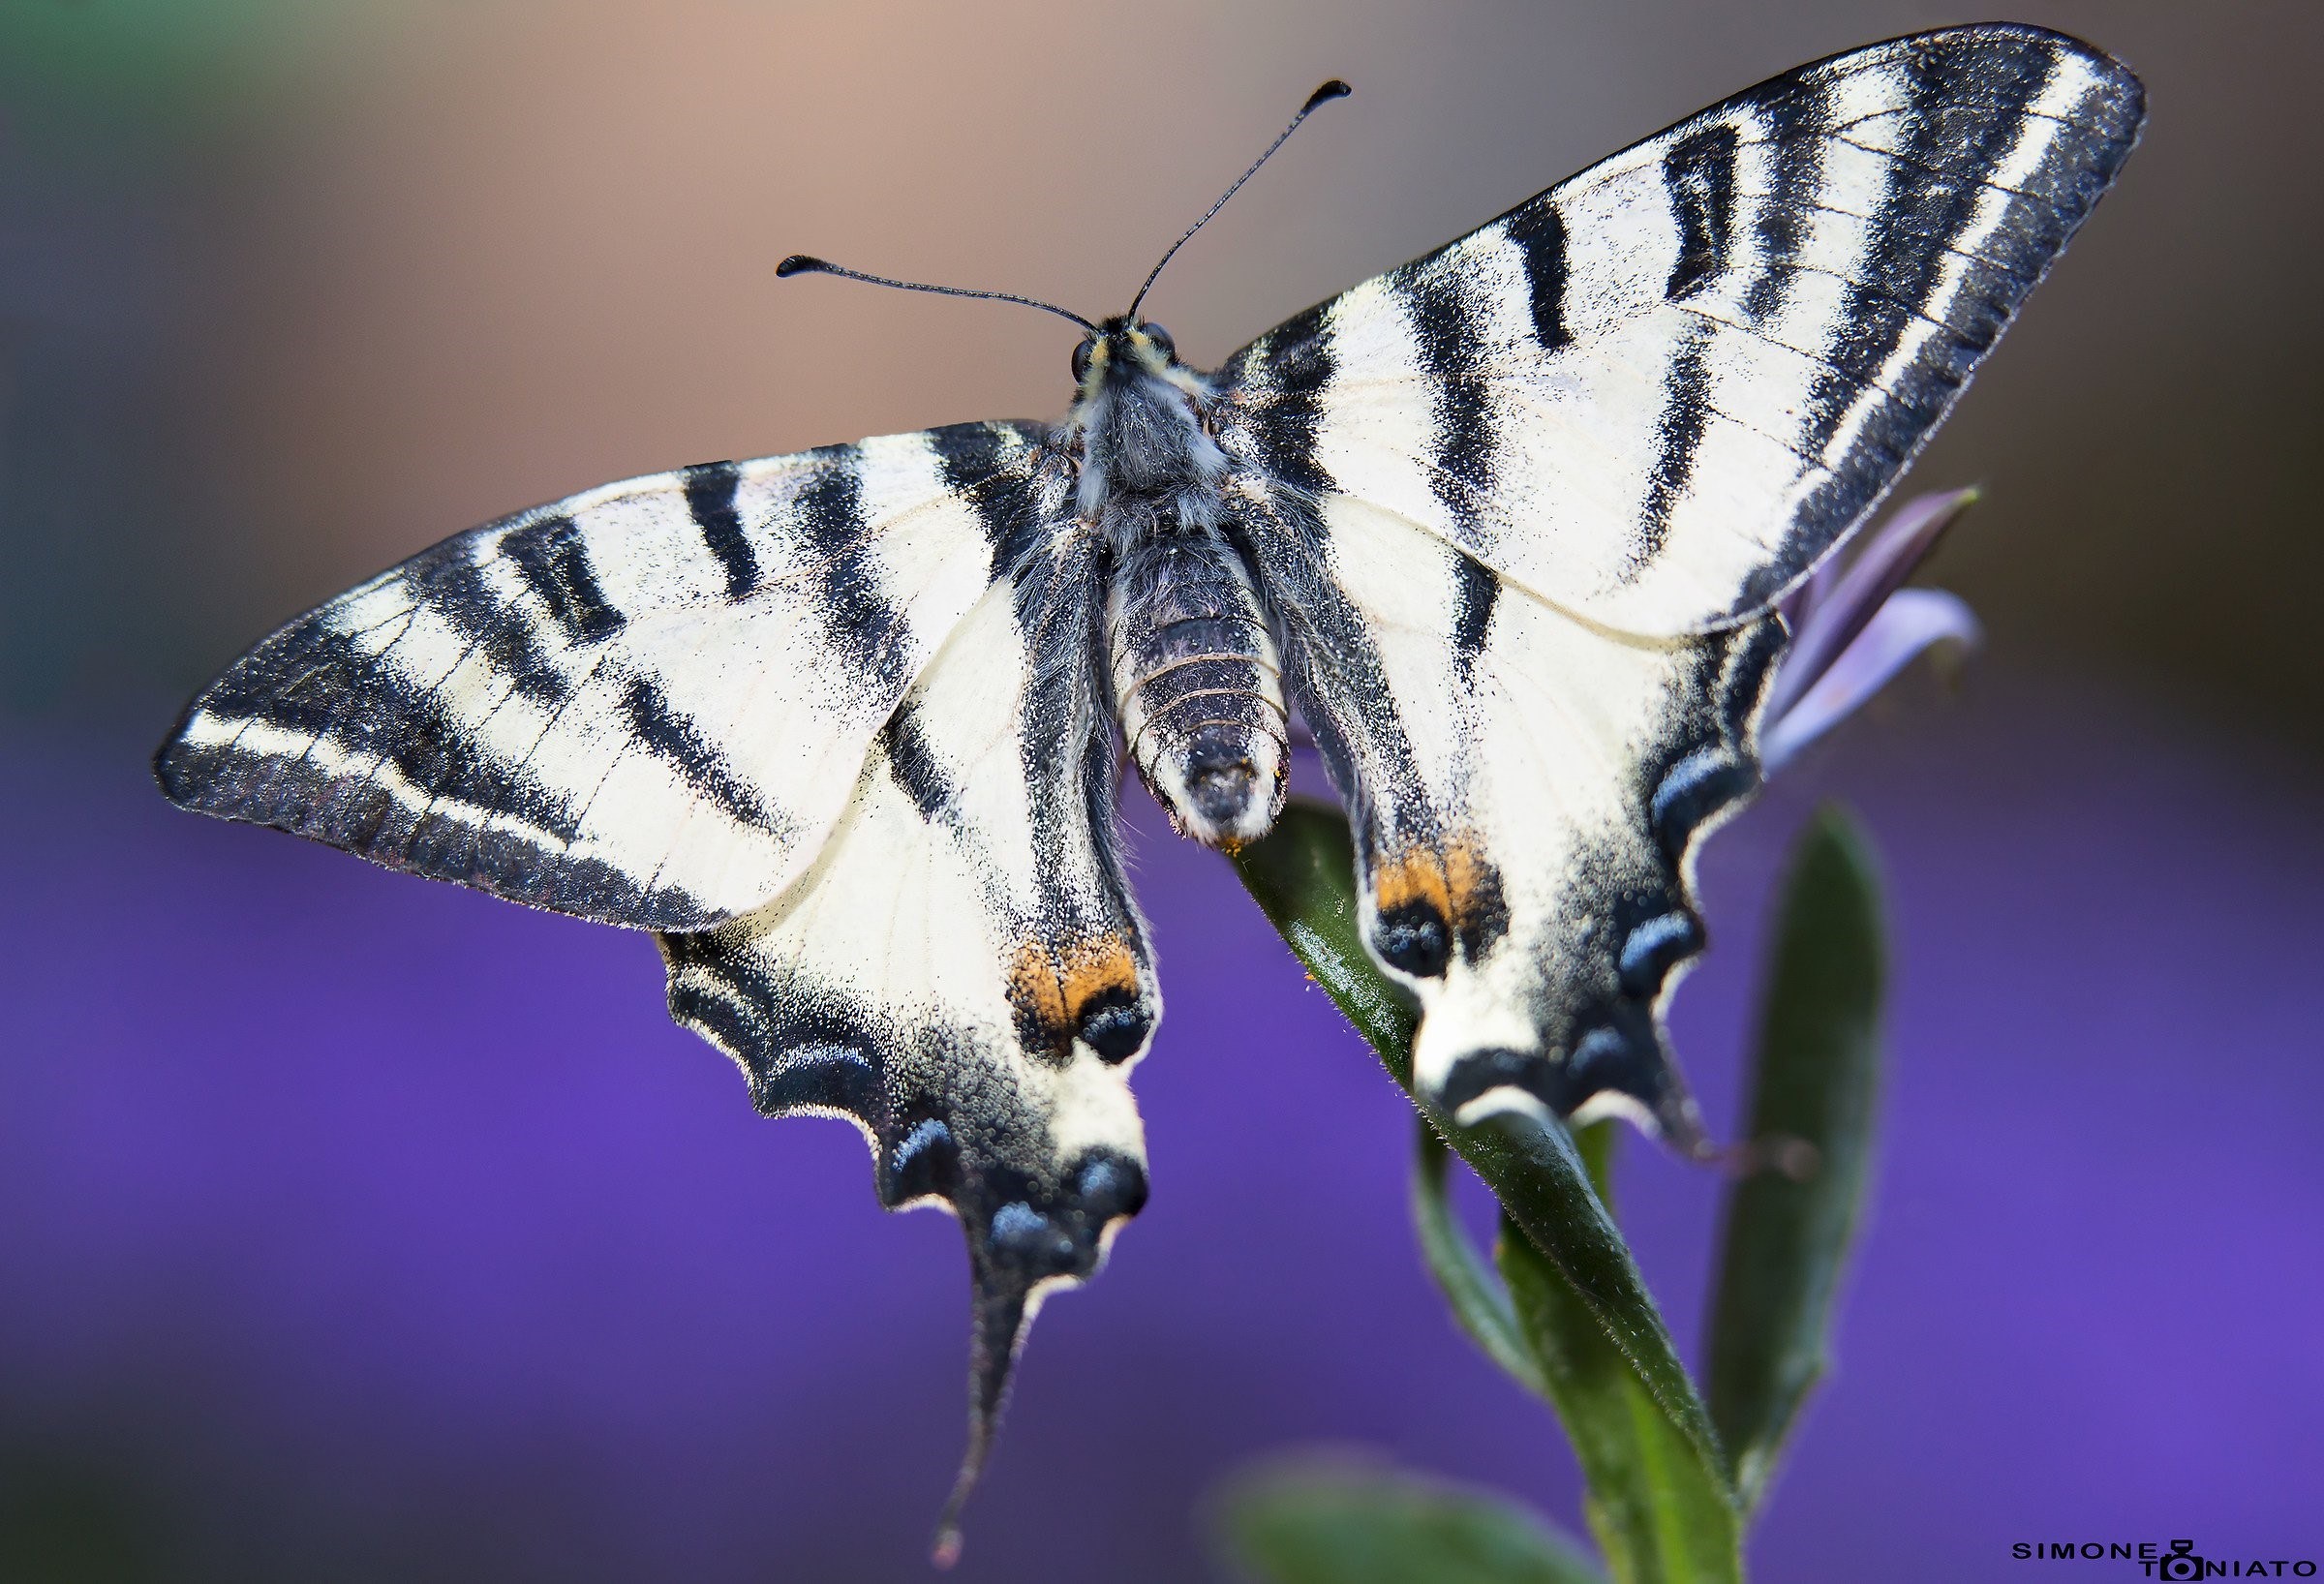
[657,538,1159,1554]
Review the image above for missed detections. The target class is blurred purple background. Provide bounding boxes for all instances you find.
[4,0,2320,1578]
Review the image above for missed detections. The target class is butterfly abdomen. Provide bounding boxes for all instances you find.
[1105,529,1288,849]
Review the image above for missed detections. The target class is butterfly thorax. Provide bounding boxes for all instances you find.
[1067,318,1225,520]
[1071,318,1288,849]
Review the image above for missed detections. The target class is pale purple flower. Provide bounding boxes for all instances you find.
[1760,488,1983,773]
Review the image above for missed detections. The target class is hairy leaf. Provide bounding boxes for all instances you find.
[1706,807,1886,1511]
[1219,1460,1608,1584]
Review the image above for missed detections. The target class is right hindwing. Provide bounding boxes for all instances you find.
[1214,24,2141,1134]
[1230,475,1779,1142]
[156,421,1054,930]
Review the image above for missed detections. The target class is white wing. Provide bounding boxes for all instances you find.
[1242,478,1775,1138]
[1226,25,2139,1129]
[157,421,1057,929]
[659,562,1156,1546]
[1221,24,2143,636]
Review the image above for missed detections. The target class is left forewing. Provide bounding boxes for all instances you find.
[156,422,1056,930]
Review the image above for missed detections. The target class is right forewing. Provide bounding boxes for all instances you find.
[1218,25,2143,638]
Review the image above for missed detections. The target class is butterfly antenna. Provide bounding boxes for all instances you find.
[1127,78,1351,318]
[776,255,1097,332]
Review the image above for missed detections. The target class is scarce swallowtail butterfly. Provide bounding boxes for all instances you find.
[156,24,2143,1559]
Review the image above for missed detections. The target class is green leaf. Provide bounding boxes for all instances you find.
[1219,1460,1608,1584]
[1413,1124,1550,1397]
[1413,1122,1741,1583]
[1235,803,1741,1581]
[1230,801,1420,1085]
[1706,807,1886,1513]
[1575,1119,1620,1203]
[1454,1111,1733,1492]
[1495,1153,1740,1583]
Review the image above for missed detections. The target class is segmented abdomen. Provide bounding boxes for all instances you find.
[1106,532,1287,848]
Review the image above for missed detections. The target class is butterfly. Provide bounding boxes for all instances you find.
[155,23,2142,1556]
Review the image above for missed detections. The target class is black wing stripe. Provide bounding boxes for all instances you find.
[505,515,625,644]
[1741,91,1829,324]
[1231,303,1338,499]
[930,420,1055,578]
[1224,485,1434,851]
[1632,339,1716,579]
[793,451,914,695]
[877,701,959,822]
[1448,550,1500,674]
[411,554,571,705]
[1404,267,1502,534]
[617,674,786,834]
[1662,124,1741,301]
[681,460,759,599]
[1506,199,1572,352]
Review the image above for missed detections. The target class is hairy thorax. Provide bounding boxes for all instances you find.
[1071,329,1288,848]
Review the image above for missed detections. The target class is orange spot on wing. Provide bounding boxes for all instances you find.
[1372,847,1452,919]
[1060,936,1140,1013]
[1006,934,1142,1056]
[1370,833,1498,929]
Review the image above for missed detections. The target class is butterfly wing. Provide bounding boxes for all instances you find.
[1232,479,1779,1139]
[658,526,1156,1550]
[1219,25,2140,1130]
[1221,24,2144,637]
[157,421,1053,930]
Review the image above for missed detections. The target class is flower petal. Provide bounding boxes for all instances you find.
[1779,550,1842,637]
[1764,487,1979,727]
[1761,589,1981,772]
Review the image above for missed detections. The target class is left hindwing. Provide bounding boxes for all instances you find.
[1217,24,2143,637]
[657,528,1158,1509]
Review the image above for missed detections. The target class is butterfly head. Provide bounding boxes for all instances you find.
[1067,315,1222,516]
[1070,317,1179,395]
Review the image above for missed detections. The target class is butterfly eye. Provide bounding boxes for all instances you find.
[1140,322,1176,361]
[1071,338,1096,383]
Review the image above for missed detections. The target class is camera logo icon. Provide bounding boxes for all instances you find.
[2156,1539,2209,1580]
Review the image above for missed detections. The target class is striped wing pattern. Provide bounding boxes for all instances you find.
[162,414,1157,1531]
[1237,476,1780,1138]
[1222,24,2144,637]
[157,421,1052,930]
[1223,24,2140,1129]
[658,544,1157,1538]
[150,20,2144,1539]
